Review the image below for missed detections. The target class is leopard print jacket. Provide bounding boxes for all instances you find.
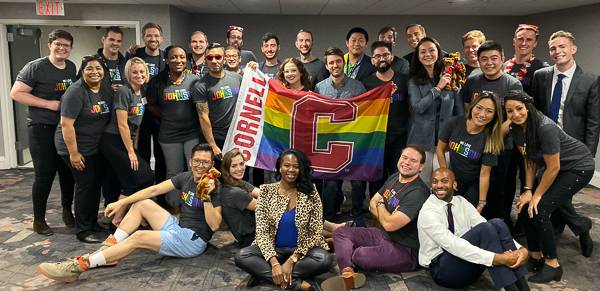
[253,182,329,261]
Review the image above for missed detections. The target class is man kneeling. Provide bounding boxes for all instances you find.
[418,168,530,290]
[38,143,222,283]
[322,144,430,291]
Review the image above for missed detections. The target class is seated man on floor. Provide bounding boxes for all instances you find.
[321,144,430,291]
[418,168,530,291]
[38,143,222,283]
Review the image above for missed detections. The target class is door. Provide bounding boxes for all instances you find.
[7,25,42,166]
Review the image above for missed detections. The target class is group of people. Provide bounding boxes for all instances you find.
[11,20,598,290]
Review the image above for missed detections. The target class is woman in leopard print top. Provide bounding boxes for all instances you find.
[234,148,332,291]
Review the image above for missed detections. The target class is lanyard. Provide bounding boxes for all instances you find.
[384,175,419,204]
[344,54,364,77]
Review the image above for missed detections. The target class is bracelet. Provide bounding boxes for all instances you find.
[271,262,280,268]
[434,86,442,94]
[375,201,383,208]
[523,186,534,191]
[478,200,487,206]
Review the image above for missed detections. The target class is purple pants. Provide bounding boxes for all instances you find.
[333,226,418,273]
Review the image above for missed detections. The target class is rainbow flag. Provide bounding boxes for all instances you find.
[223,69,391,181]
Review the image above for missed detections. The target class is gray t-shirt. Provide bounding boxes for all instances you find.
[465,64,482,78]
[362,72,410,135]
[193,71,243,140]
[391,56,410,75]
[220,181,256,243]
[16,57,77,125]
[461,72,523,150]
[171,171,222,243]
[299,57,329,90]
[377,174,430,258]
[55,80,113,156]
[105,84,146,139]
[149,73,200,143]
[240,50,258,67]
[259,61,280,80]
[439,116,498,181]
[511,116,595,171]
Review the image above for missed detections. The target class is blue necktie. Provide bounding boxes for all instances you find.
[447,203,455,234]
[549,74,566,123]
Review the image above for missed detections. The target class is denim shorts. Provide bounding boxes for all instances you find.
[158,215,207,258]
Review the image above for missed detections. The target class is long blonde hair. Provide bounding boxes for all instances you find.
[466,92,504,155]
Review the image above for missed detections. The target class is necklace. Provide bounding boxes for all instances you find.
[482,73,504,94]
[168,71,185,85]
[504,55,535,81]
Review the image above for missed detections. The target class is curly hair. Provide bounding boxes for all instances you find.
[504,90,542,167]
[275,58,311,90]
[221,149,250,194]
[275,148,314,197]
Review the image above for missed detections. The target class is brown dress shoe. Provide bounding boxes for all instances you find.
[33,218,54,236]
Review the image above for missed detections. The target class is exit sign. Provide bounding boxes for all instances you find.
[37,1,65,16]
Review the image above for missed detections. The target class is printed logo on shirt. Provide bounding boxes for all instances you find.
[448,140,482,159]
[128,103,144,115]
[383,188,401,208]
[517,145,543,159]
[109,68,122,81]
[182,190,204,208]
[91,101,111,114]
[212,86,240,101]
[185,68,205,78]
[164,89,191,101]
[391,93,405,103]
[146,62,159,76]
[54,79,74,92]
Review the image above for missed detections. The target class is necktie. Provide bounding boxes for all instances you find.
[548,74,566,123]
[447,203,455,234]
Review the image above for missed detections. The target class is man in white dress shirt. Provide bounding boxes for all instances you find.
[417,168,530,290]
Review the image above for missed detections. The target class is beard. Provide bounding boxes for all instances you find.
[377,62,391,73]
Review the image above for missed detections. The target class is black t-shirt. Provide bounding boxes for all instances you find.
[193,71,242,140]
[465,64,482,78]
[377,174,430,257]
[362,72,410,135]
[461,73,522,150]
[127,47,165,80]
[299,57,329,90]
[104,59,124,86]
[105,84,146,139]
[503,58,548,95]
[55,80,113,156]
[240,50,258,67]
[220,181,256,243]
[510,116,595,171]
[259,61,280,80]
[171,171,222,243]
[439,116,498,181]
[185,54,209,79]
[148,73,200,143]
[16,57,77,125]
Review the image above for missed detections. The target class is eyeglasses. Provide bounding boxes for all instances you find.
[205,54,224,61]
[53,42,72,49]
[225,54,239,59]
[229,35,243,41]
[191,159,212,166]
[373,53,391,60]
[228,25,244,32]
[517,24,539,33]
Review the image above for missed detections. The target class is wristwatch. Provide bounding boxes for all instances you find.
[290,255,298,264]
[376,201,384,208]
[478,200,487,206]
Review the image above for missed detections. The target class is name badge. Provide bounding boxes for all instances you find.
[141,97,147,105]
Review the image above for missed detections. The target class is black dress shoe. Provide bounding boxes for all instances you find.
[528,264,562,283]
[77,233,103,244]
[246,276,260,288]
[524,257,545,272]
[304,279,322,291]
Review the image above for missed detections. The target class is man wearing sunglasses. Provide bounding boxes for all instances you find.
[187,31,209,78]
[194,43,243,170]
[226,25,257,68]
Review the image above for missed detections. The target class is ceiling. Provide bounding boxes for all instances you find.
[6,0,600,15]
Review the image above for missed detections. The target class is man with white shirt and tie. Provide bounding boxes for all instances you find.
[530,31,598,256]
[418,168,530,291]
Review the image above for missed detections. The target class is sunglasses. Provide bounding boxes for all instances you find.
[517,24,539,33]
[205,54,224,61]
[228,25,244,32]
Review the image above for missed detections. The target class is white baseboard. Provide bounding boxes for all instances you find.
[0,156,6,170]
[590,170,600,188]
